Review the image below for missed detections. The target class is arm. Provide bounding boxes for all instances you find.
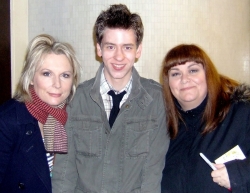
[0,119,15,184]
[140,98,170,193]
[225,158,250,193]
[52,119,78,193]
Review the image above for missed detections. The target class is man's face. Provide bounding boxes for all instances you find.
[97,28,142,90]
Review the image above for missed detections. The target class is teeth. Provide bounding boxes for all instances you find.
[114,64,123,67]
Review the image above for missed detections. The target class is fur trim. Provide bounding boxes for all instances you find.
[230,84,250,102]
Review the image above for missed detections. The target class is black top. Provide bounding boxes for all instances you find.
[161,93,250,193]
[0,99,52,193]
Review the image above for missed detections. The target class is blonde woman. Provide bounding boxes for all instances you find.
[0,34,80,193]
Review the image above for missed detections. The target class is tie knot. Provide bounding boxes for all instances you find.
[108,90,126,102]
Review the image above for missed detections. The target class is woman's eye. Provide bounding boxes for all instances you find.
[62,73,71,78]
[171,72,180,77]
[43,72,50,76]
[190,69,198,73]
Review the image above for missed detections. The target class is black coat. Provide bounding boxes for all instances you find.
[0,99,51,193]
[161,85,250,193]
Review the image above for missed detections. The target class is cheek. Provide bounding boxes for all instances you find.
[196,77,207,94]
[201,82,208,94]
[168,82,179,98]
[63,80,74,93]
[196,76,207,87]
[168,79,177,91]
[32,78,44,90]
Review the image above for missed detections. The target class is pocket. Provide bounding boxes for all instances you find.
[72,115,103,157]
[125,118,156,158]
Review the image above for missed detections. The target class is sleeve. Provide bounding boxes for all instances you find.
[225,103,250,193]
[226,158,250,193]
[0,118,15,184]
[52,117,78,193]
[140,94,170,193]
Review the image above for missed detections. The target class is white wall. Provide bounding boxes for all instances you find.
[11,0,28,95]
[22,1,249,86]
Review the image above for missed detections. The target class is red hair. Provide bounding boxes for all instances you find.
[161,44,239,139]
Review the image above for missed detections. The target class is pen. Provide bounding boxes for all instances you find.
[200,153,232,191]
[199,153,217,170]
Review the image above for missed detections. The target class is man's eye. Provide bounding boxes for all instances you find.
[125,46,132,50]
[107,46,114,50]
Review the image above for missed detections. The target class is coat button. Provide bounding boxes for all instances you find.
[26,130,32,135]
[18,182,25,189]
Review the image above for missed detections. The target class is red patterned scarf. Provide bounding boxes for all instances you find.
[25,87,68,153]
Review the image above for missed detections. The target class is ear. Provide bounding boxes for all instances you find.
[96,43,102,57]
[30,81,34,85]
[135,43,142,59]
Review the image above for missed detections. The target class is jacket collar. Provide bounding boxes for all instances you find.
[90,64,152,109]
[230,84,250,103]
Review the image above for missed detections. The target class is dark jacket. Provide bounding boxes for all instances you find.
[0,99,51,193]
[161,84,250,193]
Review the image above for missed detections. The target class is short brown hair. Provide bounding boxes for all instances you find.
[94,4,144,47]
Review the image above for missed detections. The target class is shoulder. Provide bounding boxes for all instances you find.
[75,78,95,92]
[139,77,162,92]
[0,99,33,124]
[0,99,23,116]
[137,78,165,107]
[230,84,250,103]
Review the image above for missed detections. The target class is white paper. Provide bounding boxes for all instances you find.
[215,145,246,164]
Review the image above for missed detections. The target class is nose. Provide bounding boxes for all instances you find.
[53,76,61,88]
[114,47,125,61]
[181,73,190,84]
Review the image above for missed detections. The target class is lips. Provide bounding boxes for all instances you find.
[180,86,194,91]
[49,93,62,97]
[112,63,125,70]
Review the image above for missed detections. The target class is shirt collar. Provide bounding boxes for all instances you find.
[100,68,133,95]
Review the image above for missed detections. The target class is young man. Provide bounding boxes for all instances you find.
[52,4,169,193]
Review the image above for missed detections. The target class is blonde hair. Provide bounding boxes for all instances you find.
[14,34,81,102]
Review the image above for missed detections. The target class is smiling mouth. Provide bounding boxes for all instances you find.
[181,87,193,91]
[112,63,125,70]
[49,93,62,97]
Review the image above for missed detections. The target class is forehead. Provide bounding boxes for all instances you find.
[36,53,72,71]
[101,28,136,44]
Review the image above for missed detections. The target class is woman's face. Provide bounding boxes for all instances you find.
[31,53,73,107]
[168,61,207,111]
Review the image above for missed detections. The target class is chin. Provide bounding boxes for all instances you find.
[47,100,65,107]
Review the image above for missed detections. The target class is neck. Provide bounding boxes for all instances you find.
[110,80,129,91]
[105,77,131,92]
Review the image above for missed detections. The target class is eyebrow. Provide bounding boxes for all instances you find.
[102,42,115,46]
[102,42,135,47]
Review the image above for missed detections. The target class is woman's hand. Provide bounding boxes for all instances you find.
[211,163,231,190]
